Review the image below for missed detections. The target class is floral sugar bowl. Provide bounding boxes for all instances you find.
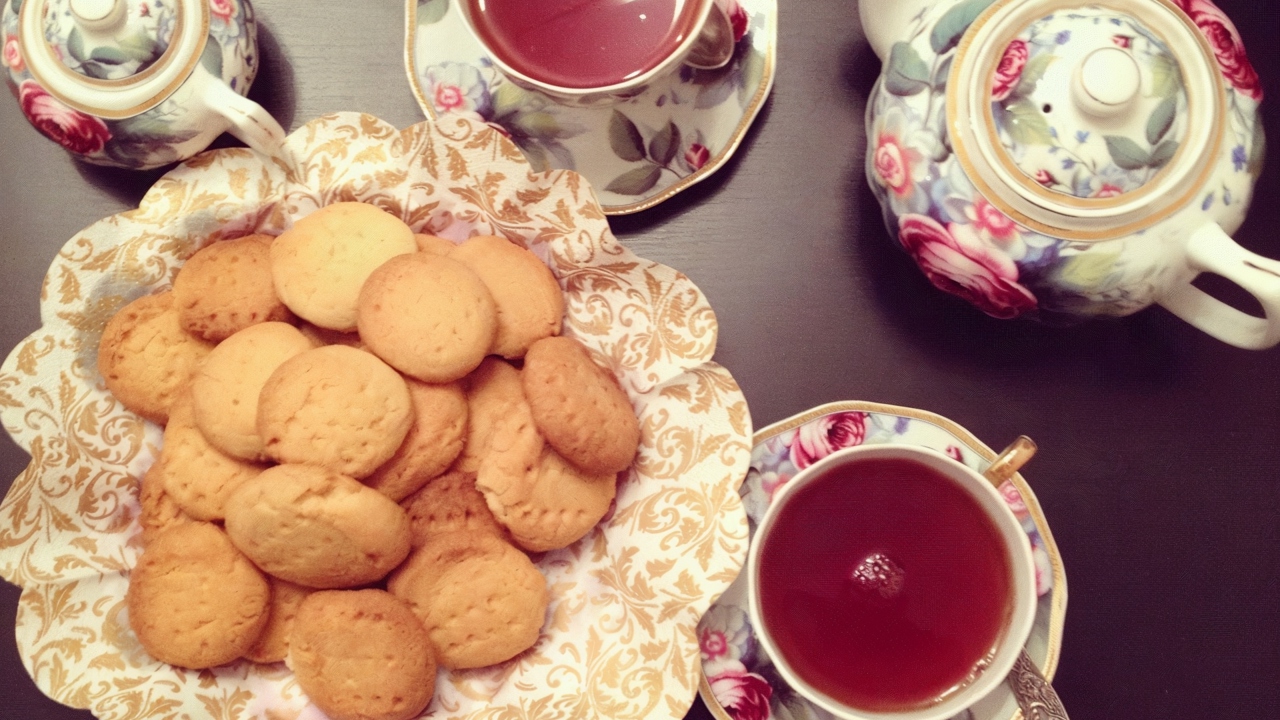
[3,0,285,168]
[861,0,1280,349]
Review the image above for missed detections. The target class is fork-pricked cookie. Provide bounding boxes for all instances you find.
[98,291,214,425]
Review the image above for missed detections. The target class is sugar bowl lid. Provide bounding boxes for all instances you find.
[949,0,1227,240]
[18,0,210,118]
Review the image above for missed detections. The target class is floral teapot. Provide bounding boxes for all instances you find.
[861,0,1279,349]
[2,0,285,169]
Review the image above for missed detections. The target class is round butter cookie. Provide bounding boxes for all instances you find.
[357,254,497,383]
[137,460,195,546]
[522,336,640,475]
[270,202,417,331]
[364,379,467,501]
[388,531,547,669]
[400,470,504,546]
[455,357,526,474]
[224,464,412,589]
[448,235,564,359]
[257,345,413,479]
[290,589,436,720]
[126,522,270,669]
[244,578,313,664]
[173,235,293,342]
[191,321,314,461]
[476,412,617,552]
[158,392,266,521]
[414,233,456,255]
[97,291,214,425]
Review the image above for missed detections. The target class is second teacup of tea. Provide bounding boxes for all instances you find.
[746,445,1037,720]
[456,0,723,104]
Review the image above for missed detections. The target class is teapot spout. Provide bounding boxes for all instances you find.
[860,0,935,62]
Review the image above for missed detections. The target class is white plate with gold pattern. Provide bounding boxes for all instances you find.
[404,0,776,215]
[0,112,752,720]
[698,402,1066,720]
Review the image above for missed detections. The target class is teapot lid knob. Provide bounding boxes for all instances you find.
[1073,47,1140,118]
[68,0,126,32]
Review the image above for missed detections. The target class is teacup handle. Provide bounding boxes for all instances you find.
[1157,224,1280,350]
[190,67,289,161]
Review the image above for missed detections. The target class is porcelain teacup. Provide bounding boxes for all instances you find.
[746,444,1037,720]
[453,0,736,107]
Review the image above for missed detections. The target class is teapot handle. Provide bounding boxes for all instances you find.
[1157,224,1280,350]
[190,67,289,161]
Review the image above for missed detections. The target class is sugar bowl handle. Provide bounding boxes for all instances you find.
[1158,224,1280,350]
[190,66,288,161]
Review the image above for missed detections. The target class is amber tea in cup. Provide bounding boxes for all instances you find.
[463,0,711,91]
[747,445,1037,720]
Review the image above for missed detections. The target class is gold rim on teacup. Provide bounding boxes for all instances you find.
[745,444,1039,720]
[452,0,723,105]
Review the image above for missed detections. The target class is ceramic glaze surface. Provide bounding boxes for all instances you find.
[865,0,1264,322]
[991,8,1190,199]
[698,403,1065,720]
[3,0,262,168]
[42,0,177,80]
[408,0,775,214]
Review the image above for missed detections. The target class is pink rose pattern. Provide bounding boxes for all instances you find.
[991,40,1028,101]
[898,214,1038,319]
[209,0,238,22]
[789,411,867,470]
[1175,0,1262,101]
[685,143,710,171]
[725,0,750,43]
[18,81,111,156]
[434,84,467,112]
[873,132,917,198]
[968,197,1019,243]
[708,661,773,720]
[3,35,22,73]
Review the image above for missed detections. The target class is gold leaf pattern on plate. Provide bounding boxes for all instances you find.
[0,113,751,720]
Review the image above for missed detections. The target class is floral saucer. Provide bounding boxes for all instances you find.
[404,0,776,214]
[697,402,1067,720]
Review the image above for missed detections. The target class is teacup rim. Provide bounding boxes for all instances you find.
[452,0,717,98]
[744,443,1039,720]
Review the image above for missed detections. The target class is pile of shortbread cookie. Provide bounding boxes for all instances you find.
[98,202,642,720]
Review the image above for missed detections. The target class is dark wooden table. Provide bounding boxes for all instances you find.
[3,1,1279,719]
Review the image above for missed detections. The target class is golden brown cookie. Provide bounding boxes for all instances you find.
[476,411,617,552]
[158,392,266,521]
[455,357,526,474]
[450,235,565,358]
[137,460,195,545]
[448,235,564,359]
[400,470,504,546]
[357,254,497,383]
[224,464,412,589]
[522,336,640,475]
[270,202,417,331]
[257,346,413,479]
[290,589,436,720]
[173,234,293,342]
[126,522,270,669]
[414,233,455,255]
[244,578,313,664]
[364,379,467,501]
[97,291,214,425]
[388,531,547,669]
[191,321,315,461]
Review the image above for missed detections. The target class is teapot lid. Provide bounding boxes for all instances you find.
[18,0,211,118]
[949,0,1227,239]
